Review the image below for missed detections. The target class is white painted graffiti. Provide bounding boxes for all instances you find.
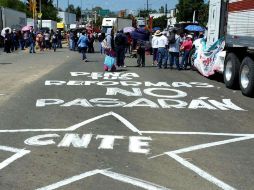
[45,80,214,88]
[36,97,245,110]
[0,112,254,190]
[70,72,140,80]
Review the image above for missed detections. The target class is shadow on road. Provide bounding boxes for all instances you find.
[0,63,12,65]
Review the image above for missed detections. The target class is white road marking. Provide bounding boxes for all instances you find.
[150,135,254,190]
[36,169,103,190]
[141,131,254,137]
[0,112,142,135]
[100,170,171,190]
[36,169,171,190]
[168,153,236,190]
[0,145,30,170]
[0,112,253,189]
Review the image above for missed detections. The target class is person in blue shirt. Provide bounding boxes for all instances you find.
[77,31,89,62]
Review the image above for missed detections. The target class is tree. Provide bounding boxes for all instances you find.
[153,15,167,29]
[92,6,103,13]
[41,0,61,21]
[75,6,81,21]
[159,6,164,13]
[0,0,32,17]
[65,4,75,14]
[176,0,209,26]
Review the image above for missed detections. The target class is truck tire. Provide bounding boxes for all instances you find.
[224,53,240,89]
[239,57,254,97]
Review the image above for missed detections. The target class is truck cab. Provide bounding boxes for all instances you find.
[101,18,117,33]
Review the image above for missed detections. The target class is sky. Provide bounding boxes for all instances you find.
[54,0,179,12]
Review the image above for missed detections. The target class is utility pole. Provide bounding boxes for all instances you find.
[39,0,42,29]
[80,0,83,23]
[146,0,149,12]
[67,0,70,29]
[56,0,58,9]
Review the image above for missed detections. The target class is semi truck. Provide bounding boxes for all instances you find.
[38,20,57,32]
[207,0,254,97]
[101,18,132,33]
[0,7,26,31]
[136,17,146,28]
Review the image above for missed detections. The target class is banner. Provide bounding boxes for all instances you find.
[193,37,226,77]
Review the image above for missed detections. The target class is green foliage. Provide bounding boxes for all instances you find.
[75,6,81,21]
[92,6,103,13]
[159,6,164,14]
[153,15,167,29]
[0,0,32,17]
[138,9,157,18]
[65,4,75,14]
[176,0,209,26]
[0,0,60,21]
[41,0,60,21]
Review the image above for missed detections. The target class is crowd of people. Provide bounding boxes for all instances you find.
[152,29,198,70]
[2,26,203,73]
[2,27,63,54]
[91,28,202,71]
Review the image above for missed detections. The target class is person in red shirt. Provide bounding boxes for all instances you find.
[180,34,193,69]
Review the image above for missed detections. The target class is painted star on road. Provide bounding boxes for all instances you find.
[0,112,253,190]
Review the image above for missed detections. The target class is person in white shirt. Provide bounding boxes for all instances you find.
[152,31,160,65]
[156,30,168,69]
[168,29,182,70]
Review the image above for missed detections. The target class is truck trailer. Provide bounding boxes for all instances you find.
[102,18,132,33]
[207,0,254,97]
[38,20,57,32]
[0,7,26,31]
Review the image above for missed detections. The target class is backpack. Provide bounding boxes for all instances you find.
[168,33,176,44]
[115,34,126,46]
[101,39,108,49]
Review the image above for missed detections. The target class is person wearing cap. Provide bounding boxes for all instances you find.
[156,30,168,69]
[180,34,193,69]
[151,30,160,65]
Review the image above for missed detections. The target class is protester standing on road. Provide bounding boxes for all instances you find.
[105,28,113,51]
[152,31,160,65]
[88,34,95,53]
[52,32,57,52]
[98,33,105,54]
[180,35,193,69]
[73,32,79,51]
[69,31,74,50]
[156,30,168,69]
[57,30,62,48]
[77,31,89,62]
[36,32,44,51]
[114,30,127,67]
[4,29,11,53]
[29,29,36,53]
[44,31,50,50]
[168,30,182,70]
[136,39,146,67]
[18,30,25,50]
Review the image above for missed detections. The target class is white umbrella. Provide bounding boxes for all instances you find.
[1,27,11,37]
[123,27,135,33]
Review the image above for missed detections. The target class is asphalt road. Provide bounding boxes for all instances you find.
[0,46,254,190]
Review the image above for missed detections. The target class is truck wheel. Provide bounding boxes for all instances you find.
[224,53,240,89]
[240,57,254,97]
[189,48,196,71]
